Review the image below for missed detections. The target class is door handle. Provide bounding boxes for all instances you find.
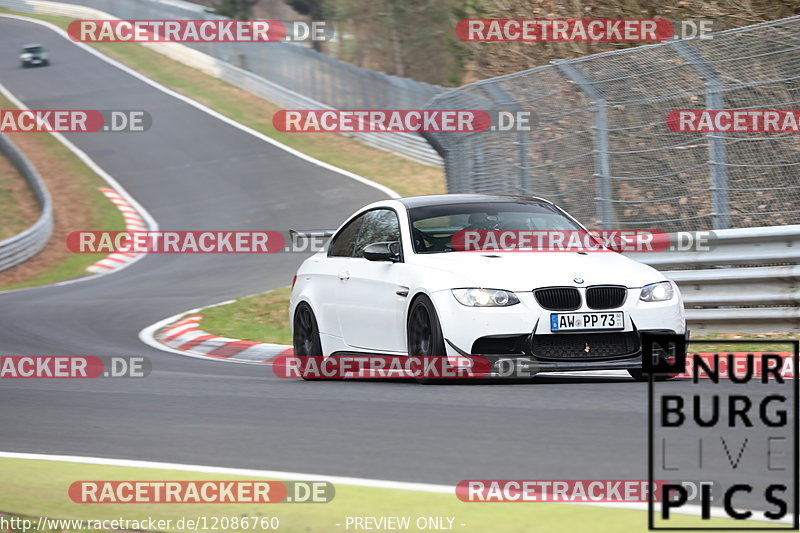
[338,271,350,281]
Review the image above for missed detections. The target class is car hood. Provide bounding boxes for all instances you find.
[413,251,664,291]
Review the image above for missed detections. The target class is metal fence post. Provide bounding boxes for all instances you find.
[554,60,615,229]
[471,136,486,193]
[484,84,530,194]
[670,39,730,230]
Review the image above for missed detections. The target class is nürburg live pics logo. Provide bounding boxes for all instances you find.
[647,334,799,530]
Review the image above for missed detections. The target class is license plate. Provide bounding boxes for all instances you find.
[550,311,624,331]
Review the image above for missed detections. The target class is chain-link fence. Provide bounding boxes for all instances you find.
[56,0,444,112]
[425,17,800,232]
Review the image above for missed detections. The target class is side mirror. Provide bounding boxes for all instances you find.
[363,241,401,262]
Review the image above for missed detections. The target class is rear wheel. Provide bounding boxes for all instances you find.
[407,296,447,384]
[293,302,324,381]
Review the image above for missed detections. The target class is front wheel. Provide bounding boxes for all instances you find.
[407,295,447,384]
[293,302,324,381]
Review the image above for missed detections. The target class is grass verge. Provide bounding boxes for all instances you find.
[0,458,750,533]
[687,332,797,353]
[200,287,292,344]
[0,10,445,198]
[0,97,125,291]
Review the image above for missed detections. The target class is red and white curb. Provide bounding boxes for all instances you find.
[85,188,148,274]
[154,314,627,377]
[149,310,629,376]
[156,314,293,364]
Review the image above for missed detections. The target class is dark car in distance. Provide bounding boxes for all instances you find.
[20,44,49,67]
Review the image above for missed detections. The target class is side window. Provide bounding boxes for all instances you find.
[328,215,365,257]
[354,209,401,258]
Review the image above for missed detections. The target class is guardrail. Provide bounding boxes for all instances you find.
[0,0,443,167]
[0,134,53,272]
[630,225,800,332]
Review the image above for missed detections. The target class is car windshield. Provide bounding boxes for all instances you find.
[23,46,43,54]
[408,200,584,253]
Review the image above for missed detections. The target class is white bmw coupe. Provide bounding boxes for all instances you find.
[289,194,686,380]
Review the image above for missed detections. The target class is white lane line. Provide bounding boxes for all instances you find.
[0,450,451,493]
[0,14,399,200]
[0,451,791,523]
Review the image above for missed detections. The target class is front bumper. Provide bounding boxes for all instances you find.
[444,336,645,377]
[430,287,685,376]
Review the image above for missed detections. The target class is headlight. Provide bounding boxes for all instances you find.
[452,288,520,307]
[639,281,674,302]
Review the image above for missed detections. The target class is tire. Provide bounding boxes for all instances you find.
[628,369,678,382]
[292,302,325,381]
[406,295,447,384]
[43,60,50,66]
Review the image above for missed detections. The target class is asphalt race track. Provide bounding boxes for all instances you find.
[0,17,792,510]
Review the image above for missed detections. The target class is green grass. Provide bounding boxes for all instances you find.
[200,287,292,344]
[0,458,752,533]
[689,333,797,353]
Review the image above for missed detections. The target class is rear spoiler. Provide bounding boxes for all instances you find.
[288,229,335,240]
[287,229,335,253]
